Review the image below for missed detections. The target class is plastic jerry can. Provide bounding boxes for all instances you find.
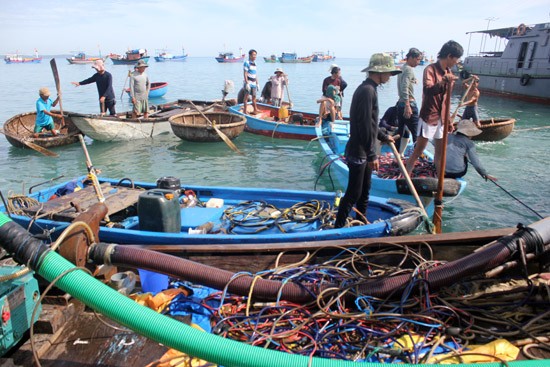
[138,189,181,233]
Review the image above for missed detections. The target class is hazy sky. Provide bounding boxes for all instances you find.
[2,0,548,58]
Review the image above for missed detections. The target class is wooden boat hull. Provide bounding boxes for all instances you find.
[67,56,108,65]
[169,111,246,142]
[228,103,319,140]
[154,55,187,62]
[473,118,515,141]
[110,56,150,65]
[315,123,467,212]
[4,56,42,64]
[2,111,81,149]
[3,176,424,245]
[69,100,229,142]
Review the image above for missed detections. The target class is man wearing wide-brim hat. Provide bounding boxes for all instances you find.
[334,53,400,228]
[130,59,151,118]
[445,119,497,181]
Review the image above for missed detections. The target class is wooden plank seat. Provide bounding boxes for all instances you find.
[23,182,143,222]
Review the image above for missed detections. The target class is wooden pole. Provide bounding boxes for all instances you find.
[49,58,65,127]
[78,134,110,221]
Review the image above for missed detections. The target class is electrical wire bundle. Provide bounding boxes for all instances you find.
[164,242,549,363]
[222,200,335,234]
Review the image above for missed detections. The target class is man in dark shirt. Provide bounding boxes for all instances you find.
[71,59,116,115]
[334,54,400,228]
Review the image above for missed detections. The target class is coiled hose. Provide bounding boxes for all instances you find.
[0,212,548,367]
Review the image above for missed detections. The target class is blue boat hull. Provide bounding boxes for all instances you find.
[110,56,150,65]
[126,82,168,99]
[315,124,467,215]
[154,55,187,62]
[229,103,319,140]
[2,176,422,246]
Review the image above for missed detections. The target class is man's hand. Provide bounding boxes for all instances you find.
[368,159,380,171]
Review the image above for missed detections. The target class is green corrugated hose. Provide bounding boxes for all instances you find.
[0,214,548,367]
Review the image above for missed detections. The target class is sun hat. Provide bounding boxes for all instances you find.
[92,59,105,71]
[39,87,50,96]
[328,63,338,72]
[456,119,482,137]
[361,53,402,75]
[135,59,149,68]
[274,68,284,74]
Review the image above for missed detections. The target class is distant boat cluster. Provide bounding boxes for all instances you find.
[262,51,335,64]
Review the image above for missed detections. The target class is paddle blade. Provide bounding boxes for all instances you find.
[213,124,242,154]
[23,140,59,157]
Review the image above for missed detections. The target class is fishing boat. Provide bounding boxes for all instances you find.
[68,100,228,142]
[461,22,550,104]
[154,48,188,62]
[315,123,467,214]
[228,103,322,140]
[4,52,42,64]
[109,49,150,65]
[1,175,423,245]
[125,82,169,99]
[169,111,246,142]
[473,117,516,141]
[2,111,81,150]
[263,54,279,63]
[1,209,548,366]
[66,52,107,65]
[311,51,335,62]
[279,52,313,63]
[215,51,245,63]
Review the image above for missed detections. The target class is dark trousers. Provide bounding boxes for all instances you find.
[100,99,117,115]
[395,103,419,148]
[335,160,372,228]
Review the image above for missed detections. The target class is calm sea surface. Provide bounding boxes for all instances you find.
[0,57,548,233]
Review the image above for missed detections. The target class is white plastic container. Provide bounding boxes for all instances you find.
[206,198,224,208]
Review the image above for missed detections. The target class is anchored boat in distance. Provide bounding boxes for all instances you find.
[460,22,550,104]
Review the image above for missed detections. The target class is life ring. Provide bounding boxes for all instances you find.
[517,23,526,36]
[520,74,531,86]
[460,69,471,80]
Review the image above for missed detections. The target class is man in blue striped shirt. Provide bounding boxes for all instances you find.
[243,49,259,114]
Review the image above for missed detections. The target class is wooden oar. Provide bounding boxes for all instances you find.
[78,134,110,221]
[49,58,65,127]
[388,141,434,234]
[120,70,131,100]
[0,128,59,157]
[284,79,293,108]
[187,100,243,154]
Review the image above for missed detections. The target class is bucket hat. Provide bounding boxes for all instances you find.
[39,87,50,96]
[456,119,482,137]
[135,59,149,68]
[361,53,401,75]
[274,68,284,74]
[92,59,105,71]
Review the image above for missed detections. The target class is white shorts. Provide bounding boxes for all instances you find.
[417,118,443,139]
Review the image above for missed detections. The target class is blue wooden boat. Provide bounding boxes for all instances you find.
[154,49,188,62]
[125,82,168,99]
[228,103,328,140]
[315,123,467,215]
[2,176,423,245]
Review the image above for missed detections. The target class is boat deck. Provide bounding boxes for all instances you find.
[23,183,142,221]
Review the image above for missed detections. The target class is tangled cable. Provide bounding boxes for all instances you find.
[163,241,549,363]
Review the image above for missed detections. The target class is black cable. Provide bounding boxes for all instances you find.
[487,179,544,219]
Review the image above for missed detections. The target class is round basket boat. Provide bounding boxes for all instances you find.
[168,111,246,142]
[473,118,515,142]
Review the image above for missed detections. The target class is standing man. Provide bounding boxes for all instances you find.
[71,59,116,116]
[460,75,481,128]
[322,65,348,119]
[395,47,422,153]
[334,53,400,228]
[269,68,287,107]
[242,49,259,114]
[130,60,151,119]
[405,40,463,177]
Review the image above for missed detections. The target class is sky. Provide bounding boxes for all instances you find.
[1,0,549,59]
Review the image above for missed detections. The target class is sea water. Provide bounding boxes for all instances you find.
[0,57,548,233]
